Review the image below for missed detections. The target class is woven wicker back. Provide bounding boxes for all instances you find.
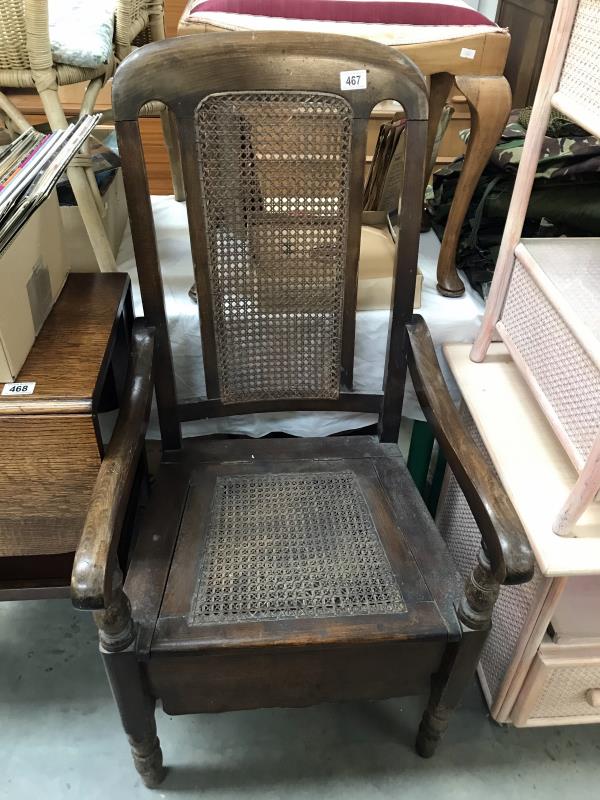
[195,91,352,404]
[0,0,30,72]
[116,0,154,52]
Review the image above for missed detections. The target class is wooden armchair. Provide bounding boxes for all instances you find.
[71,32,534,788]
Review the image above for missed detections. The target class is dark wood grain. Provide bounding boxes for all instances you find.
[379,118,428,442]
[0,415,100,556]
[497,0,557,108]
[72,321,155,610]
[178,393,383,421]
[114,31,427,428]
[78,35,532,787]
[124,463,191,658]
[161,434,399,465]
[372,455,462,637]
[113,33,428,124]
[117,121,181,450]
[0,273,129,414]
[406,315,534,585]
[341,117,369,389]
[148,641,443,715]
[156,456,449,645]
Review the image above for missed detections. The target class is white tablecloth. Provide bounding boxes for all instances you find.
[117,196,484,438]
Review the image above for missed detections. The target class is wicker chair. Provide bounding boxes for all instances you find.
[114,1,185,201]
[0,0,118,271]
[0,1,183,273]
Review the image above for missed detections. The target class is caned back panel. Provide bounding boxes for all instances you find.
[112,32,428,445]
[195,91,352,404]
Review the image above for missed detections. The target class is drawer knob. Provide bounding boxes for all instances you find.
[585,689,600,708]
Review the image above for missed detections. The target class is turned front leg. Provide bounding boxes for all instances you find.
[95,585,166,788]
[416,548,500,757]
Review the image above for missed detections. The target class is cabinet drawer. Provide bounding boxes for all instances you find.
[512,641,600,726]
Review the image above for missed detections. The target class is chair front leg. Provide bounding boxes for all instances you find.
[436,75,511,297]
[94,578,166,788]
[38,86,117,272]
[0,92,31,135]
[416,548,500,757]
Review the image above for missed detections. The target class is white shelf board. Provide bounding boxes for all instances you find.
[519,238,600,343]
[444,342,600,577]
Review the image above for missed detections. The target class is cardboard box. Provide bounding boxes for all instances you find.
[60,166,128,272]
[0,191,70,383]
[358,225,422,311]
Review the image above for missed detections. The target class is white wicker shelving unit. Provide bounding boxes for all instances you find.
[437,0,600,728]
[471,0,600,538]
[440,343,600,727]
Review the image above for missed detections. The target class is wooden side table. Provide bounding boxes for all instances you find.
[0,273,133,600]
[438,343,600,727]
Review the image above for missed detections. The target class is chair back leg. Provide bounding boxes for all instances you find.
[160,106,186,202]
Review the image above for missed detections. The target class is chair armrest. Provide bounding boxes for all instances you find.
[406,315,534,586]
[71,320,155,611]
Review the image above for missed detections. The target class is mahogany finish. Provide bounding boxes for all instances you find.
[72,33,534,788]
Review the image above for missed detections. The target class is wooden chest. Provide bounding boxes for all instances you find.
[0,273,132,598]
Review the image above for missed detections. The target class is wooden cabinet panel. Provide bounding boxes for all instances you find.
[0,415,101,557]
[165,0,190,37]
[0,275,131,563]
[497,0,557,108]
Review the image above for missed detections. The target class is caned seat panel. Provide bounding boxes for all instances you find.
[190,470,407,625]
[149,438,460,654]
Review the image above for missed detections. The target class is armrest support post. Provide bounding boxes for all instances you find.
[458,548,500,630]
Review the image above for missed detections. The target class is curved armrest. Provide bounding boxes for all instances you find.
[406,315,534,586]
[71,320,155,610]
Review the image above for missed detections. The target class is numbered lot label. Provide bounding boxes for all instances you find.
[340,70,367,91]
[2,382,36,396]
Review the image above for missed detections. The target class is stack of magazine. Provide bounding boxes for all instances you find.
[363,113,407,219]
[0,114,100,255]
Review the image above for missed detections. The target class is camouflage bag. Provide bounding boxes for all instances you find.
[427,109,600,298]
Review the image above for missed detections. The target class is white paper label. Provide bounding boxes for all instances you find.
[460,47,476,60]
[340,69,367,91]
[2,381,36,396]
